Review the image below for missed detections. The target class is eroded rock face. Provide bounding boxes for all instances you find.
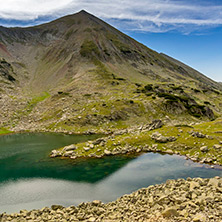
[143,119,164,131]
[1,177,222,222]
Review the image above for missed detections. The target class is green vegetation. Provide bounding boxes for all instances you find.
[0,127,12,135]
[26,92,50,113]
[80,40,100,58]
[106,32,132,54]
[156,92,214,119]
[1,10,222,156]
[66,119,222,165]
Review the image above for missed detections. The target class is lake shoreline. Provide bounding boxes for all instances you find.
[1,120,222,167]
[0,132,222,221]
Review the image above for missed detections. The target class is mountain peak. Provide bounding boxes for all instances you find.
[0,10,222,134]
[78,10,90,15]
[67,10,95,20]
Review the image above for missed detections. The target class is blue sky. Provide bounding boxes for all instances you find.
[0,0,221,81]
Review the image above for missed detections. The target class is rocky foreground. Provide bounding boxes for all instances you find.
[1,177,222,222]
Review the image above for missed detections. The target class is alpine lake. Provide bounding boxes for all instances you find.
[0,133,221,213]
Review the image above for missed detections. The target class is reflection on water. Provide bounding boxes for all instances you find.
[0,133,222,213]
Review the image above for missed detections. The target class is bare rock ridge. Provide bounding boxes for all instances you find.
[0,10,221,133]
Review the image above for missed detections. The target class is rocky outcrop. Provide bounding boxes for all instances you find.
[50,119,165,159]
[151,132,176,143]
[142,119,164,131]
[190,131,206,138]
[113,119,164,135]
[1,177,222,221]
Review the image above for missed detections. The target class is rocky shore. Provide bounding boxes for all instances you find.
[1,177,222,221]
[50,120,222,166]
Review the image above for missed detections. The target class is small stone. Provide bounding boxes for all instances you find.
[92,200,102,206]
[200,146,208,152]
[193,213,207,222]
[51,205,64,211]
[104,150,111,155]
[89,144,94,149]
[166,149,173,154]
[162,207,179,218]
[213,144,221,149]
[84,147,90,151]
[208,178,219,187]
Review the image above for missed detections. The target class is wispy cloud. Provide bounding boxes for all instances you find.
[0,0,222,33]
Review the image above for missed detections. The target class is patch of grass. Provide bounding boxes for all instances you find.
[80,40,100,58]
[66,119,222,164]
[0,127,12,135]
[157,92,214,119]
[26,92,50,113]
[106,32,132,54]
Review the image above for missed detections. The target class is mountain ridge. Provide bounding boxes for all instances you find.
[0,10,221,133]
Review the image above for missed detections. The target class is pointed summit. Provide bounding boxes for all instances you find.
[78,9,90,14]
[70,9,94,19]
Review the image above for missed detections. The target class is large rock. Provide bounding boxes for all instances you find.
[213,144,221,150]
[162,207,179,218]
[104,150,111,155]
[192,213,207,222]
[63,144,77,151]
[208,178,219,187]
[151,132,176,143]
[84,147,90,151]
[50,150,62,158]
[200,146,209,152]
[64,151,75,157]
[92,138,106,145]
[190,131,206,138]
[143,119,163,131]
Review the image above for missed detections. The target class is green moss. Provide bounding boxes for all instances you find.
[92,59,113,80]
[80,40,100,58]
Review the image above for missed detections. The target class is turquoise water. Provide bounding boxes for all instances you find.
[0,133,221,213]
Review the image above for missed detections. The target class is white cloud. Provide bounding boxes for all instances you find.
[0,0,222,33]
[0,0,73,20]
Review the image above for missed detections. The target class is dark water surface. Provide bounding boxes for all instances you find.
[0,133,221,213]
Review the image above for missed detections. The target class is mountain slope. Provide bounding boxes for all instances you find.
[0,10,221,133]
